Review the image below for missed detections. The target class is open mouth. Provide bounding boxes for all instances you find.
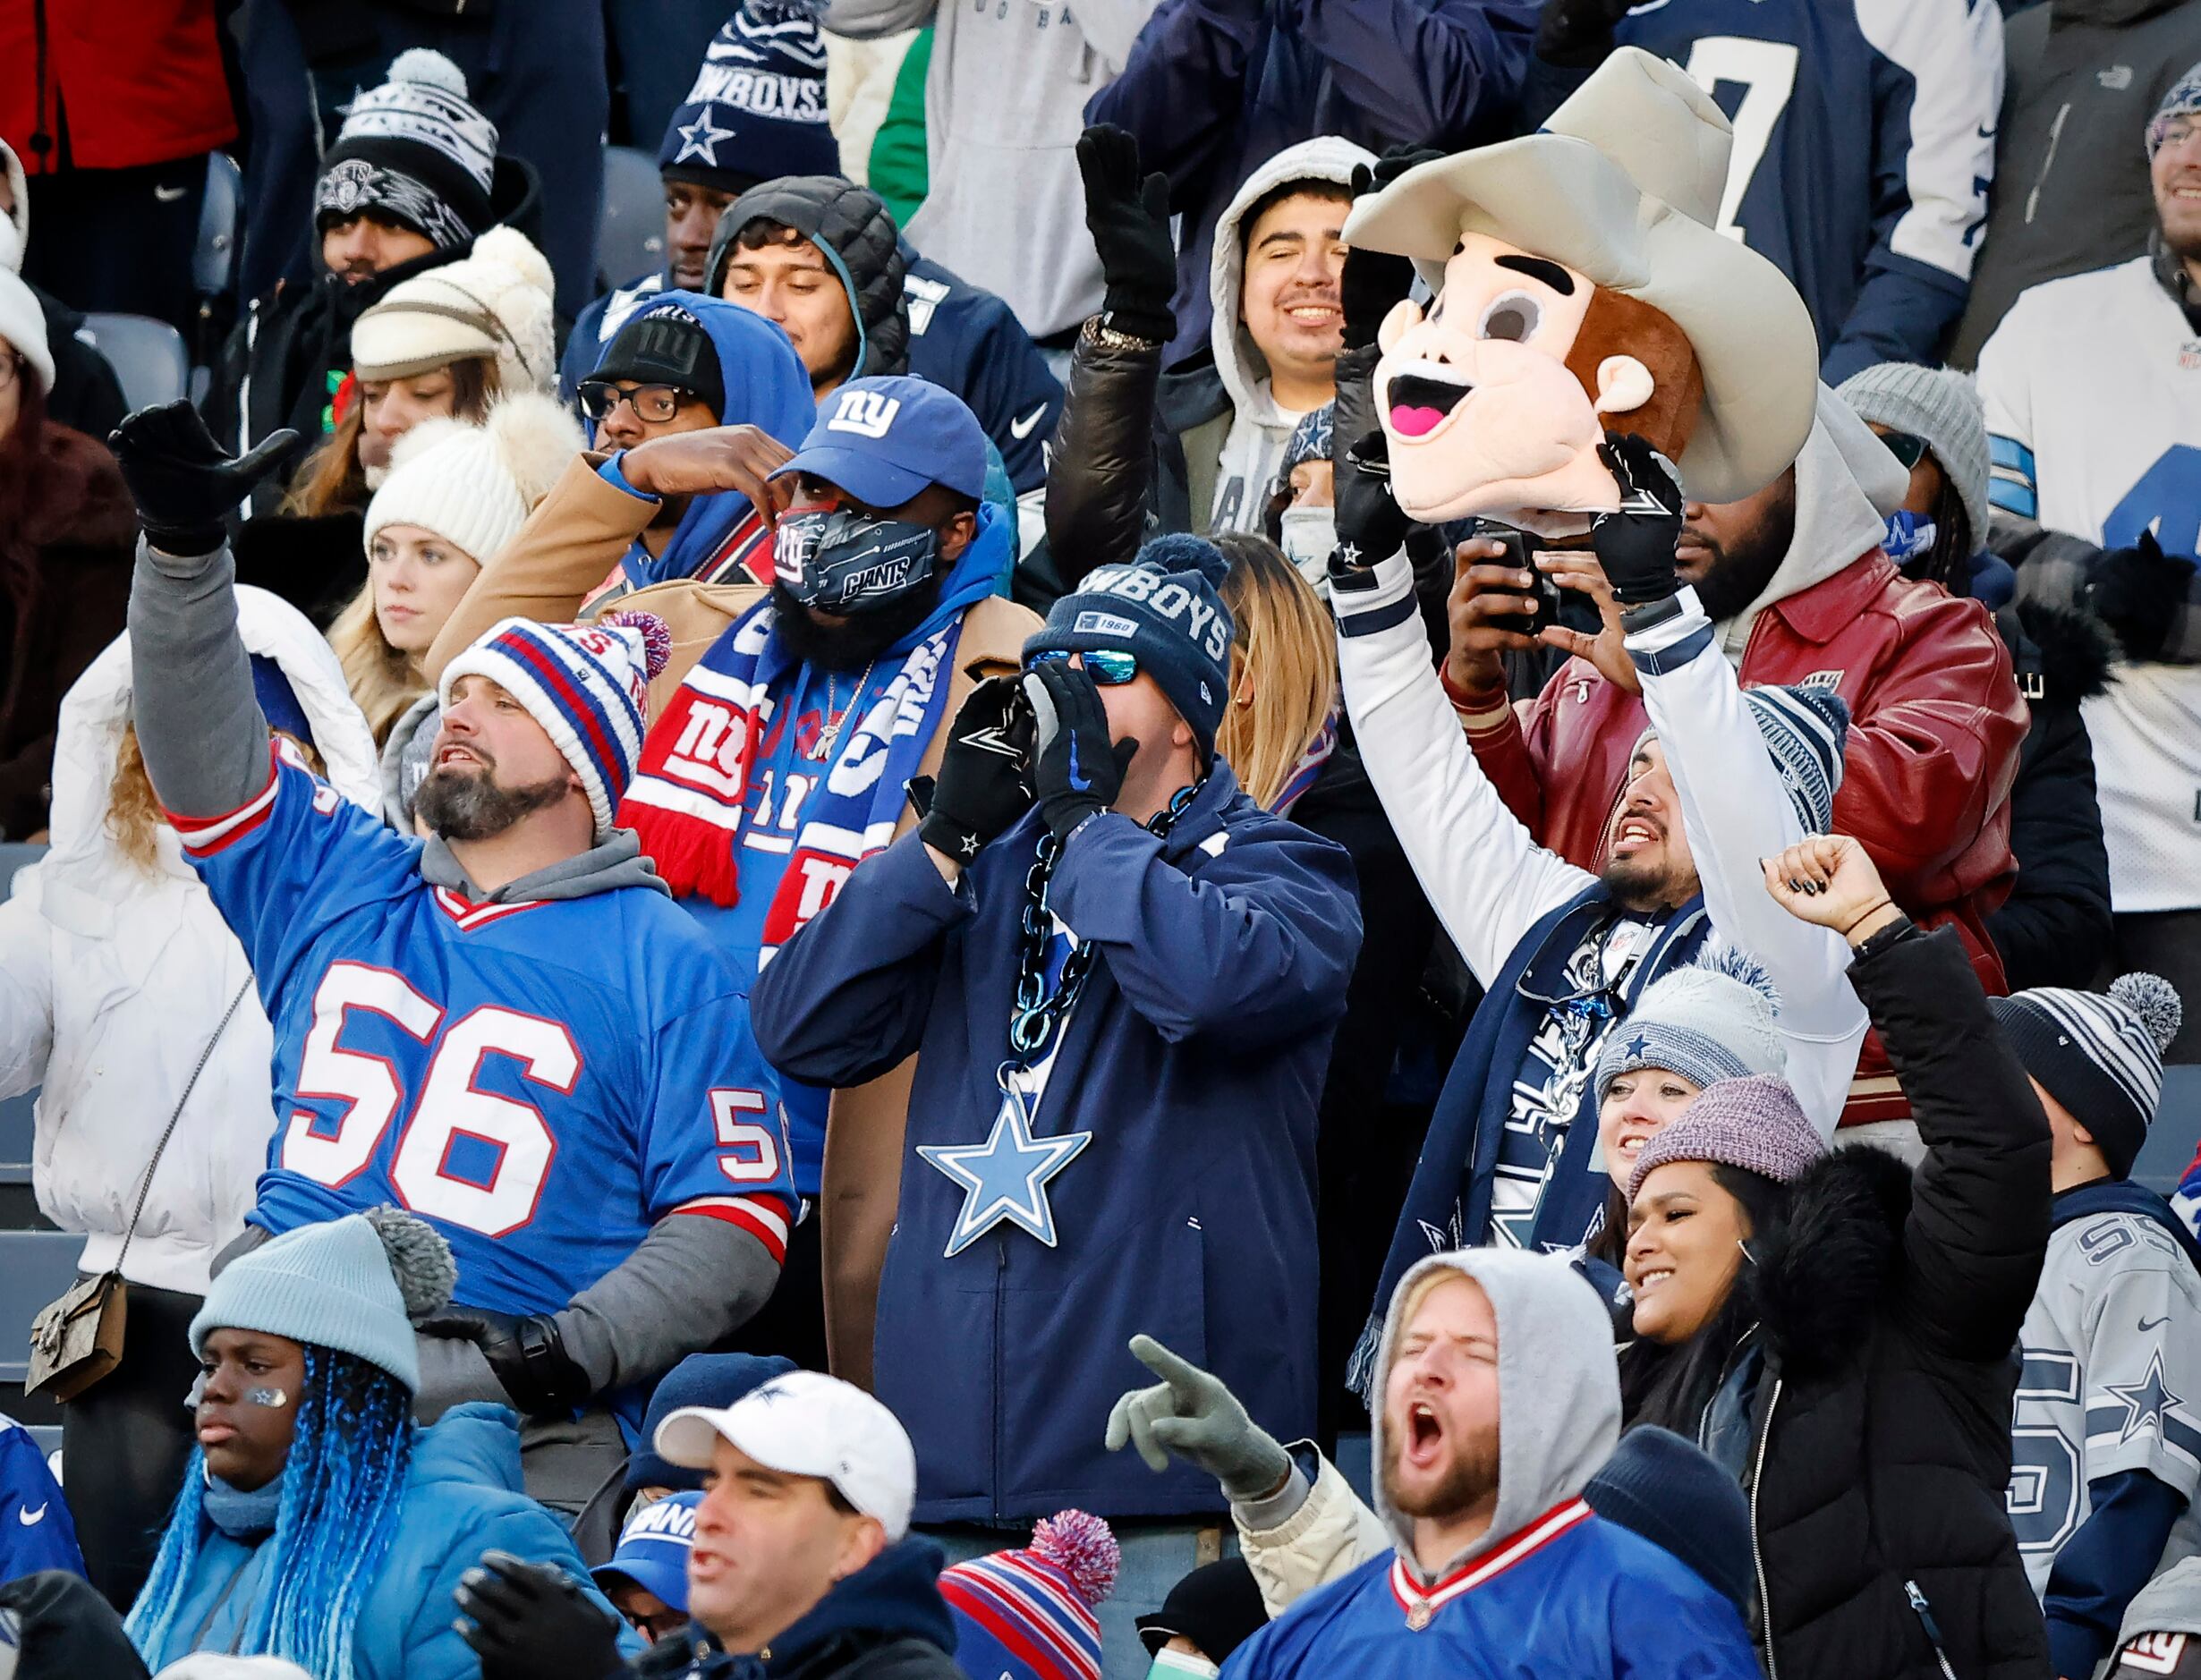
[436,744,482,770]
[1634,1266,1674,1294]
[1404,1399,1444,1465]
[1611,816,1661,851]
[1617,1128,1653,1159]
[1386,366,1470,439]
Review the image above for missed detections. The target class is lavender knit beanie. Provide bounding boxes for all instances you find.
[1625,1073,1826,1202]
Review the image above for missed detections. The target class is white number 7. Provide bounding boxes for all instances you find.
[1681,37,1800,244]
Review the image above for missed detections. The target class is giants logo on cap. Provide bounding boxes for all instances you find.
[829,389,902,439]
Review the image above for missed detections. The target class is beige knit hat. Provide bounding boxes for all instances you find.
[351,225,557,394]
[363,389,582,564]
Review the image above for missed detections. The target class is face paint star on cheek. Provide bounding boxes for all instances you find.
[247,1388,290,1409]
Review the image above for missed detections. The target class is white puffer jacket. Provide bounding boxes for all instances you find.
[0,589,378,1293]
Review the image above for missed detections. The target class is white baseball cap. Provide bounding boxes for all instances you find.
[655,1370,917,1543]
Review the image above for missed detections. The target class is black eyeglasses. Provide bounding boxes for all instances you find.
[1876,430,1931,471]
[577,381,692,423]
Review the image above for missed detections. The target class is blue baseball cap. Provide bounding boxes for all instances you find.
[772,376,989,508]
[591,1490,703,1612]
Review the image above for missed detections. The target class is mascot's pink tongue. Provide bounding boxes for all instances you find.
[1390,404,1447,438]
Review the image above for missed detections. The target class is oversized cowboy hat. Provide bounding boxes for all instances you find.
[1342,47,1818,505]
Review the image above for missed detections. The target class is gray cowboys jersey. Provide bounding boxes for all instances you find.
[2010,1211,2201,1596]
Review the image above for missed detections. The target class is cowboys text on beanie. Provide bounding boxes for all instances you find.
[1626,1073,1827,1202]
[1988,974,2182,1177]
[438,611,674,837]
[364,391,584,567]
[352,226,558,393]
[1597,942,1784,1100]
[1023,532,1236,760]
[659,0,841,196]
[189,1208,456,1394]
[316,49,498,250]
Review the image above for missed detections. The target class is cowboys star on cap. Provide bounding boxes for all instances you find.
[919,1086,1091,1259]
[676,111,738,166]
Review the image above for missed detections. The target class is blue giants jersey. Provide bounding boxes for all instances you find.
[172,745,795,1316]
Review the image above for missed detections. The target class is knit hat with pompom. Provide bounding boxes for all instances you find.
[939,1510,1120,1680]
[317,49,498,249]
[1596,940,1786,1101]
[352,225,559,394]
[1989,973,2183,1178]
[189,1207,457,1395]
[363,388,584,566]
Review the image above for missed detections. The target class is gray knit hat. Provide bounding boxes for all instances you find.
[189,1208,457,1394]
[1626,1073,1826,1202]
[1597,942,1785,1099]
[1836,363,1991,556]
[1987,974,2182,1178]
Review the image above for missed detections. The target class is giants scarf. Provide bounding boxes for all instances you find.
[616,598,963,955]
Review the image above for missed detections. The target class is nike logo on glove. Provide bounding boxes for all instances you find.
[1067,734,1092,792]
[1010,404,1049,440]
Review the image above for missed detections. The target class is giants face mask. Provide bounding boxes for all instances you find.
[773,507,941,615]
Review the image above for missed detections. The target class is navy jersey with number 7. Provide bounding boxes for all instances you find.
[171,743,795,1317]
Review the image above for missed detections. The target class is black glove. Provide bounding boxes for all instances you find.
[1591,432,1686,606]
[109,401,297,556]
[2087,529,2196,662]
[1535,0,1633,68]
[917,675,1037,861]
[417,1307,592,1414]
[1023,659,1137,841]
[455,1551,626,1680]
[1340,148,1439,352]
[1330,428,1413,572]
[1078,124,1177,345]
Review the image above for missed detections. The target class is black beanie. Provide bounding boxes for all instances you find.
[1586,1426,1755,1617]
[1987,974,2181,1177]
[315,49,497,250]
[589,301,727,421]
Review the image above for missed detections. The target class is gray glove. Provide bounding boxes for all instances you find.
[1102,1334,1292,1502]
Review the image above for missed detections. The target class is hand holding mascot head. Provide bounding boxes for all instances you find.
[1343,49,1819,538]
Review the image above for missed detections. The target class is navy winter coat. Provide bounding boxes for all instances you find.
[752,766,1361,1520]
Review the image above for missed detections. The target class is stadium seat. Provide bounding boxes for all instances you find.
[0,1231,86,1384]
[0,842,40,895]
[80,314,190,413]
[2136,1065,2201,1200]
[194,151,242,303]
[597,145,667,292]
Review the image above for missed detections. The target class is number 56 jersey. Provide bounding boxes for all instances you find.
[171,748,795,1317]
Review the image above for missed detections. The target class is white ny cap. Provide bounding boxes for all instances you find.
[655,1370,917,1542]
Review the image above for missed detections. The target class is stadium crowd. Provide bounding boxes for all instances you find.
[1,0,2200,1675]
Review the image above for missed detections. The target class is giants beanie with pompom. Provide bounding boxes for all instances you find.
[189,1208,456,1394]
[1023,532,1236,759]
[940,1510,1119,1680]
[1988,974,2182,1177]
[364,390,585,567]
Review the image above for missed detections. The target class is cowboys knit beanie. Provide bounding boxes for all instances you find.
[940,1511,1119,1680]
[590,299,728,423]
[659,0,841,196]
[2149,63,2201,156]
[1740,683,1849,836]
[317,50,498,250]
[353,226,559,394]
[1024,533,1236,760]
[1837,363,1992,556]
[1626,1073,1827,1202]
[189,1208,456,1395]
[1988,975,2182,1177]
[1279,402,1334,486]
[364,391,585,567]
[1597,942,1785,1099]
[439,611,674,837]
[627,1352,799,1493]
[1585,1427,1754,1617]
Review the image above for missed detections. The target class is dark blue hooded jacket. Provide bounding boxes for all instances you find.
[751,765,1361,1521]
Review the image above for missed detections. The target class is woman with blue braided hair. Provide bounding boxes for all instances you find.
[126,1207,635,1680]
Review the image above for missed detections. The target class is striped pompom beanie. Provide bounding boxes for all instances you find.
[439,612,672,837]
[1740,683,1850,836]
[1989,974,2183,1176]
[940,1511,1118,1680]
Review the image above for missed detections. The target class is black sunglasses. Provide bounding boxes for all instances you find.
[1876,430,1931,471]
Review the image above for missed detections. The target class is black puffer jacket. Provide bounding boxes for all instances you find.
[1744,922,2052,1680]
[706,176,908,381]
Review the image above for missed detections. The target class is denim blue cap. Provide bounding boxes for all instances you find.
[591,1490,703,1613]
[772,376,990,508]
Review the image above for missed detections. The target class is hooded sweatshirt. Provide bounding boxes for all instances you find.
[0,588,379,1294]
[1202,136,1374,537]
[1224,1251,1756,1677]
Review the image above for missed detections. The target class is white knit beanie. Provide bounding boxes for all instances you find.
[0,267,53,395]
[351,225,558,393]
[0,138,26,272]
[363,389,582,564]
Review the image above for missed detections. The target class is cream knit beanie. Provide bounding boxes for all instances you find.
[351,225,557,394]
[363,389,582,564]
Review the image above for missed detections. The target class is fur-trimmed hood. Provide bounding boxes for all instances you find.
[1747,1140,1914,1380]
[1999,598,2117,707]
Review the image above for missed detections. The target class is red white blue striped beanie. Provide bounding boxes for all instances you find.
[940,1511,1118,1680]
[438,612,672,837]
